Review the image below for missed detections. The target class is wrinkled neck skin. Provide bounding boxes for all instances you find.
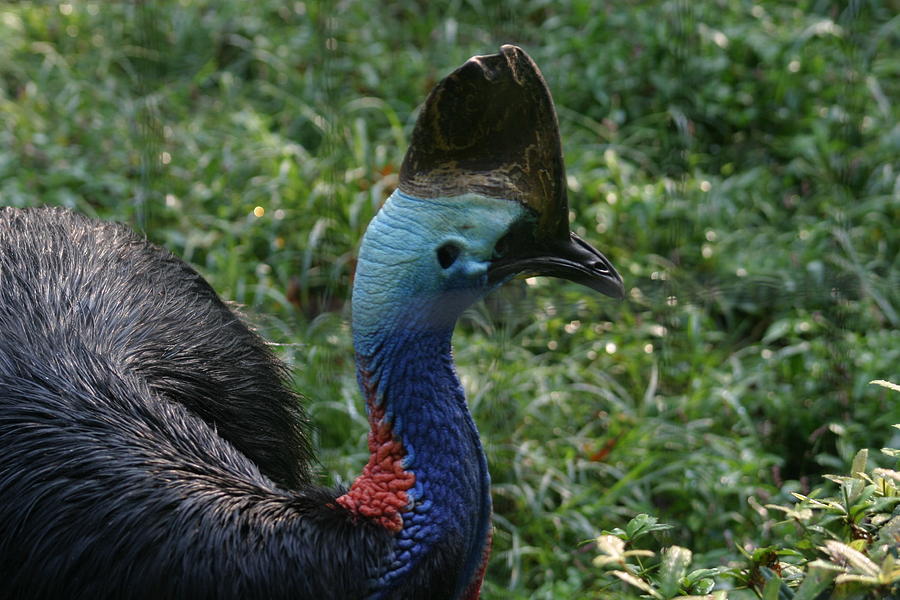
[349,191,523,598]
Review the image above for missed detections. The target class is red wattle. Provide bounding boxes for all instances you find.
[335,369,415,532]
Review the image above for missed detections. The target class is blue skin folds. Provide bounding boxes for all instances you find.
[351,191,525,598]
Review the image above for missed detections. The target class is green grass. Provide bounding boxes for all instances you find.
[1,1,897,597]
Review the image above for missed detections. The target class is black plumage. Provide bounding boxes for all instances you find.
[0,207,311,489]
[0,207,394,598]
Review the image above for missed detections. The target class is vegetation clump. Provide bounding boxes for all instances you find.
[594,387,899,599]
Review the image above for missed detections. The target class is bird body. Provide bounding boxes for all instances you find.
[0,46,622,598]
[0,207,390,598]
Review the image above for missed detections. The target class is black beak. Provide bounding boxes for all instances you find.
[488,230,625,299]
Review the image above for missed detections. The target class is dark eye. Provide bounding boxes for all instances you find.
[436,243,461,269]
[492,234,510,260]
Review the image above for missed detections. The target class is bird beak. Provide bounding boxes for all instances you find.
[487,223,625,299]
[399,44,624,299]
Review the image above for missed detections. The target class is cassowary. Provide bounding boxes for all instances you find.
[0,46,622,599]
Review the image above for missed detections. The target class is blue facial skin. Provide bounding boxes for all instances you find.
[351,190,525,598]
[352,191,525,360]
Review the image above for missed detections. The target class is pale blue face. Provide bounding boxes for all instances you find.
[351,190,525,353]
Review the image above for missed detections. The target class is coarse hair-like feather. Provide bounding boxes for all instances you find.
[0,207,410,598]
[0,206,311,489]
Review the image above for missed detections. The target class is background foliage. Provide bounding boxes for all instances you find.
[1,0,897,597]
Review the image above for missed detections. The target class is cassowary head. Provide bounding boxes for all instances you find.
[352,45,623,342]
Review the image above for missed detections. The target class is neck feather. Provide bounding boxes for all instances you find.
[339,324,491,598]
[340,190,522,597]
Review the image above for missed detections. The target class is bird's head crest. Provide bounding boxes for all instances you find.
[399,44,567,243]
[397,45,624,299]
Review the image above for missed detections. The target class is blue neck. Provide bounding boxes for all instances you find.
[357,327,491,597]
[349,191,523,597]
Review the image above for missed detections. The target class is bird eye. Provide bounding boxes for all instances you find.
[492,235,509,260]
[436,243,461,269]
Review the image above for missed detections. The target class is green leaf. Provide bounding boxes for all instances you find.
[761,577,786,600]
[791,565,837,600]
[762,319,791,343]
[659,546,692,597]
[751,547,781,565]
[690,578,716,594]
[624,513,673,541]
[850,448,868,479]
[685,567,733,586]
[760,568,793,600]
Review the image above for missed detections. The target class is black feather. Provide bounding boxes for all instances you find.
[0,207,394,598]
[0,206,311,489]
